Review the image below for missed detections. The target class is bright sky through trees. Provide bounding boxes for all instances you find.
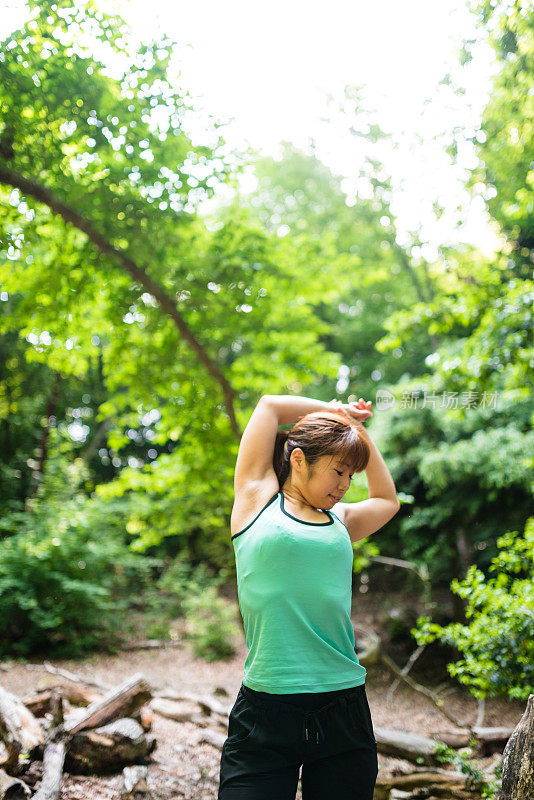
[1,0,501,259]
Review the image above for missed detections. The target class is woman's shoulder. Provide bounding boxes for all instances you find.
[330,502,347,524]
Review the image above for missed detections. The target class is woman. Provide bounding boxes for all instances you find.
[218,394,400,800]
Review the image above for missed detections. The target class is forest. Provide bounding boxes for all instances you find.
[0,1,532,799]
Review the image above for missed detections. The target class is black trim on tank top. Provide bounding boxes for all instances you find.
[330,509,350,536]
[279,491,334,526]
[231,490,280,540]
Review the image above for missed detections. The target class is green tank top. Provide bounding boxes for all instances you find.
[231,490,367,693]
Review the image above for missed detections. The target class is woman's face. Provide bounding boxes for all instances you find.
[289,451,355,509]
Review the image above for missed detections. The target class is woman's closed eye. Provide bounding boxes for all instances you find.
[335,469,354,480]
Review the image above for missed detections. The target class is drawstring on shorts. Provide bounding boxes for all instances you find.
[302,710,327,745]
[301,694,352,745]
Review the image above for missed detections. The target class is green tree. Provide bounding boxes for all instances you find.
[467,0,534,274]
[377,0,534,398]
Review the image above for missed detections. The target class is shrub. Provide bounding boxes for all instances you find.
[0,458,153,657]
[412,517,534,700]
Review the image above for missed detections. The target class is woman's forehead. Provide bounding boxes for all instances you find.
[324,455,353,468]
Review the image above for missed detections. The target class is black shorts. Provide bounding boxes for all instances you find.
[218,682,378,800]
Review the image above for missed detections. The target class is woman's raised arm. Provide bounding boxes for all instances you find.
[262,394,336,425]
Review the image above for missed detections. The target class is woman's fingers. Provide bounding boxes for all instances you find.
[330,398,373,420]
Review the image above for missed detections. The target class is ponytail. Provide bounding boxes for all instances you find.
[273,430,293,489]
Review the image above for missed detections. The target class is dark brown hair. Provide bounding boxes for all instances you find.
[273,410,371,489]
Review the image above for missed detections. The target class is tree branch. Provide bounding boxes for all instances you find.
[0,164,242,438]
[392,241,428,303]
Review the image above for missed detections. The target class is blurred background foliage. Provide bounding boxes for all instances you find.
[0,0,532,705]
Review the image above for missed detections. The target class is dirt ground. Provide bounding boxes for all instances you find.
[1,593,524,800]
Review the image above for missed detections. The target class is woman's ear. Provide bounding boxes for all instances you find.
[290,447,305,473]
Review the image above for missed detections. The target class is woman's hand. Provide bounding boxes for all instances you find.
[329,397,373,422]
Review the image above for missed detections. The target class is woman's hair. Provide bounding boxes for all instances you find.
[273,410,371,489]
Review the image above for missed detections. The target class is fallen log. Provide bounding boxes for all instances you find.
[20,692,64,721]
[118,640,183,652]
[32,690,65,800]
[497,693,533,800]
[32,741,65,800]
[0,685,43,772]
[374,769,478,800]
[65,718,156,774]
[152,689,230,718]
[374,727,452,766]
[430,725,516,753]
[430,729,472,748]
[39,664,112,693]
[150,697,204,724]
[63,673,151,735]
[471,725,516,756]
[23,684,102,717]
